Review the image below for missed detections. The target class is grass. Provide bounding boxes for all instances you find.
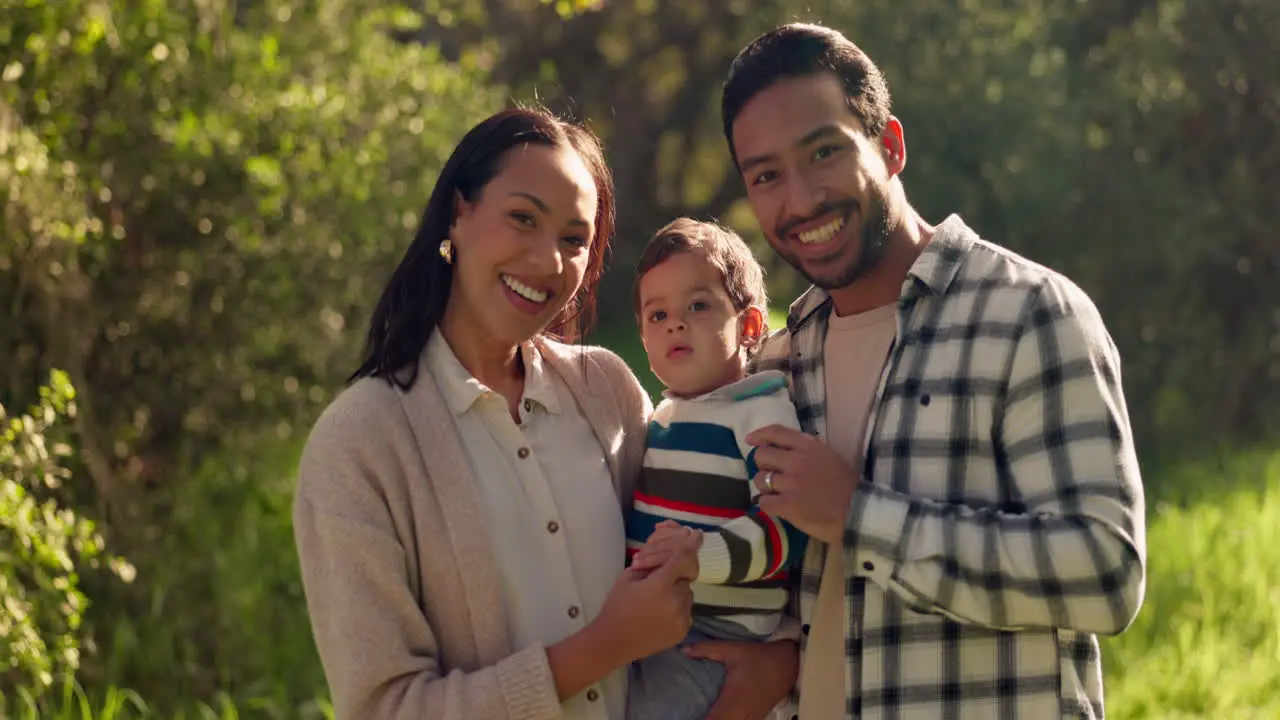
[0,681,335,720]
[0,682,331,720]
[1101,450,1280,719]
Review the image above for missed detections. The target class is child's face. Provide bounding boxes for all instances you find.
[638,251,752,397]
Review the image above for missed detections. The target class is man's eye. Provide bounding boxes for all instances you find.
[751,170,778,186]
[813,145,841,160]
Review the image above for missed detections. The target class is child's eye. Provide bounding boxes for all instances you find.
[688,300,709,312]
[648,310,667,323]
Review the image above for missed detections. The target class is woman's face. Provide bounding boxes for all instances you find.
[446,143,599,353]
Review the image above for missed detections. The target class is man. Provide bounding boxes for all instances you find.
[728,23,1147,719]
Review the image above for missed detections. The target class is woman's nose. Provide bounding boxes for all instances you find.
[526,232,563,275]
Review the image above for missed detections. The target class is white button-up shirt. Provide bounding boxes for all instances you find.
[426,331,627,719]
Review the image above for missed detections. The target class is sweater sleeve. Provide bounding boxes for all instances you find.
[292,389,564,720]
[696,391,809,584]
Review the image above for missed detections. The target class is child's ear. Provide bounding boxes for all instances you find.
[739,306,765,349]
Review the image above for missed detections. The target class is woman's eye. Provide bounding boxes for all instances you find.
[511,211,536,227]
[562,235,587,248]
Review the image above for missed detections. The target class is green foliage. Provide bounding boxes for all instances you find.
[89,442,326,713]
[0,371,132,694]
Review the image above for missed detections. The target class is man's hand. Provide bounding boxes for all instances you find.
[630,520,701,580]
[683,639,798,719]
[747,424,859,545]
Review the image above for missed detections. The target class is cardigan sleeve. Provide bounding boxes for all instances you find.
[292,386,564,720]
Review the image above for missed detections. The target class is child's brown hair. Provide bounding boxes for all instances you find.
[633,218,769,339]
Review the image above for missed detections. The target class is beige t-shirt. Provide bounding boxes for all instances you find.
[798,303,897,719]
[426,332,627,719]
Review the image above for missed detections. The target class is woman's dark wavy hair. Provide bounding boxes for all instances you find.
[350,106,616,389]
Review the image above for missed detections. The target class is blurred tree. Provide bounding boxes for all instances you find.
[411,0,1280,453]
[1,0,495,503]
[406,0,805,304]
[1,0,497,705]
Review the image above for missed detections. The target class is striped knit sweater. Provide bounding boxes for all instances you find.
[626,370,808,636]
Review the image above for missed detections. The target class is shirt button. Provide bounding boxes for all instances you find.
[863,560,875,572]
[547,520,560,534]
[568,605,580,619]
[586,688,599,702]
[517,447,530,459]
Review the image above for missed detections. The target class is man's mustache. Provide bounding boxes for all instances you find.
[775,201,859,240]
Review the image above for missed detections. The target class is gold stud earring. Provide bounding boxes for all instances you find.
[438,237,453,264]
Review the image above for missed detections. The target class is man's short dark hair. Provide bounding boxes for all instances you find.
[721,23,892,165]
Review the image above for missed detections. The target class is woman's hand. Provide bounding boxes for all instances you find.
[595,557,695,661]
[548,559,694,700]
[684,639,799,720]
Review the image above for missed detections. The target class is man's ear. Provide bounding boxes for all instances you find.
[739,306,766,349]
[882,116,907,177]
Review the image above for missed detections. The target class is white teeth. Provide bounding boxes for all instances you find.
[797,218,845,244]
[501,274,548,303]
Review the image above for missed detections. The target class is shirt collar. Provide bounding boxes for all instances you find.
[425,331,561,416]
[785,214,977,333]
[520,341,561,414]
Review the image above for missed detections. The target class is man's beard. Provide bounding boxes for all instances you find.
[779,181,894,291]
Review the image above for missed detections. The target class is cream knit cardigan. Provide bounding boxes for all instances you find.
[293,337,652,720]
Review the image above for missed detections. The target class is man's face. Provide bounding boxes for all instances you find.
[731,72,896,291]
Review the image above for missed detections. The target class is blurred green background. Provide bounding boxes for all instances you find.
[1,0,1278,717]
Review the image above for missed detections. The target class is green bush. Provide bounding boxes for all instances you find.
[0,371,132,694]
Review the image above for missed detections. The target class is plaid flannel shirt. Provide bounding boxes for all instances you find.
[751,215,1146,719]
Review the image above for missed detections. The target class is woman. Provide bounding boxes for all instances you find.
[293,107,795,720]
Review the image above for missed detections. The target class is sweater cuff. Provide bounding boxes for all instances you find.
[696,532,732,584]
[496,644,562,719]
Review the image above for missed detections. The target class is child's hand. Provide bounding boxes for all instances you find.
[631,520,702,580]
[647,519,692,545]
